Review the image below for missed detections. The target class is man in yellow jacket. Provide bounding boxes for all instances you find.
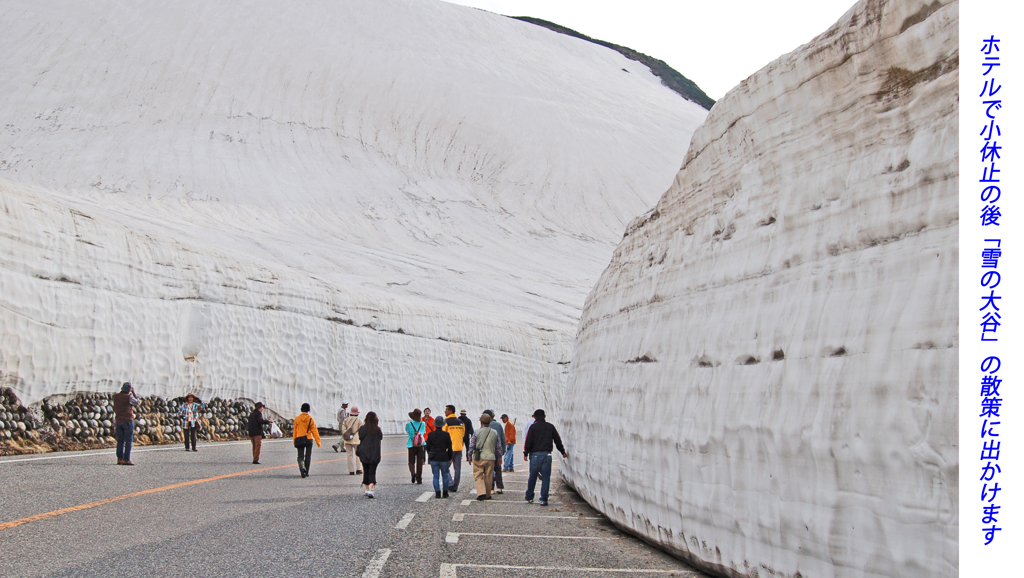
[441,404,467,492]
[293,403,322,478]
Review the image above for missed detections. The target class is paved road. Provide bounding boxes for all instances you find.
[0,436,709,577]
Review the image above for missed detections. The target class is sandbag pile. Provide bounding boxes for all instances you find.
[0,387,293,455]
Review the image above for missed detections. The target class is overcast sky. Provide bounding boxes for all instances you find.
[443,0,858,101]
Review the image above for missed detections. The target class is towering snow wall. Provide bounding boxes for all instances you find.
[561,0,958,576]
[0,0,707,431]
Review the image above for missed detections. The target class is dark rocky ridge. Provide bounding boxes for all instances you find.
[512,16,716,110]
[0,387,299,456]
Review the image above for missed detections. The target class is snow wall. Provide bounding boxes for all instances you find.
[0,0,708,432]
[560,0,958,576]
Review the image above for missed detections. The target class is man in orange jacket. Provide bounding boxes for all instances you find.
[501,414,516,472]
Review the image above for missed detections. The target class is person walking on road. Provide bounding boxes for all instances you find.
[501,414,516,472]
[293,403,321,478]
[483,409,506,494]
[342,406,364,475]
[113,382,140,466]
[406,408,426,484]
[178,393,204,452]
[522,409,567,506]
[470,413,500,500]
[247,402,272,464]
[442,405,467,492]
[357,411,384,498]
[426,415,453,498]
[332,400,350,452]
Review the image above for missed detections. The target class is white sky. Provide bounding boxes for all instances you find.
[443,0,857,101]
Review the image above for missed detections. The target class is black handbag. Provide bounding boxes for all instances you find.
[294,417,313,448]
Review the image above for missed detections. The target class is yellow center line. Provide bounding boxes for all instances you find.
[1,449,406,532]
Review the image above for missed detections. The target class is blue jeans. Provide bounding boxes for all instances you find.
[430,461,451,492]
[503,443,515,470]
[115,421,135,461]
[525,452,552,503]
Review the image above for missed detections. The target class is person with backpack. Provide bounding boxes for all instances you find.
[406,408,426,484]
[178,393,204,452]
[469,413,500,500]
[426,415,453,498]
[292,403,321,478]
[341,406,364,475]
[356,411,383,498]
[441,405,467,492]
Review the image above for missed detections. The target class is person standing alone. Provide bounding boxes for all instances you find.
[293,403,321,478]
[113,382,140,466]
[501,414,516,472]
[178,393,203,452]
[522,409,568,506]
[357,411,383,498]
[247,402,272,464]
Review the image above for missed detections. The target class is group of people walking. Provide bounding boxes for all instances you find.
[111,384,567,507]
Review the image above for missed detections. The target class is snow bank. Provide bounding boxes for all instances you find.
[0,0,706,431]
[560,0,958,576]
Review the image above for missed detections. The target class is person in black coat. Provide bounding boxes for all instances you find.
[247,402,272,464]
[356,411,384,498]
[426,416,454,498]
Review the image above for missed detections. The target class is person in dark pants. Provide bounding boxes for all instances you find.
[357,411,383,498]
[247,402,272,464]
[292,403,321,478]
[426,415,453,498]
[112,382,140,466]
[406,408,426,484]
[522,409,568,506]
[178,393,203,452]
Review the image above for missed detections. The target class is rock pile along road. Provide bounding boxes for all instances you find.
[0,436,708,577]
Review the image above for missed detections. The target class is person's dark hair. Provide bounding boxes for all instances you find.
[534,409,545,420]
[364,411,381,435]
[301,403,311,413]
[445,404,456,415]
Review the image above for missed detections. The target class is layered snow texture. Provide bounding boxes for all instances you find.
[0,0,707,431]
[560,0,958,576]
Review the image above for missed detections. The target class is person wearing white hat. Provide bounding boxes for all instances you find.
[332,400,351,452]
[341,406,364,474]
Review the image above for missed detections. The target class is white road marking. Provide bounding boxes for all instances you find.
[460,499,472,506]
[438,563,693,576]
[415,491,434,502]
[454,513,603,520]
[444,532,616,544]
[395,513,415,529]
[361,548,391,578]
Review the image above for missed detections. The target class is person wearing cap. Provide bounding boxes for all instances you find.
[458,409,475,438]
[501,414,517,472]
[522,409,568,506]
[332,400,351,452]
[112,382,141,465]
[441,405,467,492]
[341,406,364,475]
[247,402,272,464]
[426,415,453,498]
[406,408,426,484]
[482,409,506,494]
[179,393,204,452]
[292,403,322,478]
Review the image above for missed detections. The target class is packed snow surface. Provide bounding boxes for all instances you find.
[561,0,958,576]
[0,0,707,431]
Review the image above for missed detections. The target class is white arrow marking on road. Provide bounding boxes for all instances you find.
[415,491,434,502]
[395,513,415,529]
[361,548,391,578]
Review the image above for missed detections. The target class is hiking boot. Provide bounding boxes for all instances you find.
[117,459,125,465]
[442,491,449,498]
[435,491,442,498]
[123,461,135,466]
[331,444,339,452]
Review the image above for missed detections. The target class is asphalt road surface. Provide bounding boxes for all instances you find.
[0,435,709,577]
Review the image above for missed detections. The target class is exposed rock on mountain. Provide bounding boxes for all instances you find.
[561,0,958,576]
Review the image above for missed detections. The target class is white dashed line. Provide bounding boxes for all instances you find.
[460,499,472,506]
[438,563,693,577]
[395,513,415,529]
[415,491,434,502]
[444,532,616,544]
[361,548,391,578]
